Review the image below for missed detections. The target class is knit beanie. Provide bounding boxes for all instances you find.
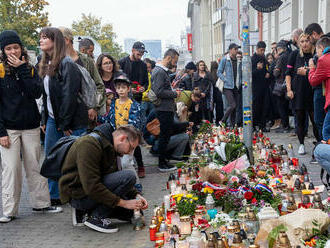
[0,30,22,50]
[185,61,197,71]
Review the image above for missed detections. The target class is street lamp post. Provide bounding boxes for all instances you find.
[241,0,253,162]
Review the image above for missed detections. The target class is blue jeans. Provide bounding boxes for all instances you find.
[44,117,86,199]
[141,101,154,121]
[314,144,330,173]
[70,170,136,219]
[323,111,330,141]
[314,88,326,141]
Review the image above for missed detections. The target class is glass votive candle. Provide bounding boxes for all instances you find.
[179,216,192,235]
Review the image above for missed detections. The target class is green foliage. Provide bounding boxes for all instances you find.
[0,0,49,49]
[267,224,288,248]
[71,13,127,59]
[176,196,197,217]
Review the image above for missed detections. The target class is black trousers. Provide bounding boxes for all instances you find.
[134,146,143,168]
[157,111,175,163]
[213,87,224,124]
[70,170,136,219]
[296,109,320,144]
[156,111,188,164]
[276,95,289,128]
[252,89,269,128]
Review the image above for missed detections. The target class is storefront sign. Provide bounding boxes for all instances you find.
[187,33,193,51]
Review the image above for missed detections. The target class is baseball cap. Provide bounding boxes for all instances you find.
[114,74,131,85]
[133,41,148,53]
[228,43,241,50]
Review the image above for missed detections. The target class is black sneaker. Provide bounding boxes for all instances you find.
[83,216,119,233]
[158,161,177,172]
[72,207,87,227]
[32,206,63,213]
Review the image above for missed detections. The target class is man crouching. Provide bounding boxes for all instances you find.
[59,123,148,233]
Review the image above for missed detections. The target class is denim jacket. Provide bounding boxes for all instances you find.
[217,54,242,90]
[98,99,145,130]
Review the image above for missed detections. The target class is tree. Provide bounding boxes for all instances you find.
[72,13,127,59]
[0,0,49,49]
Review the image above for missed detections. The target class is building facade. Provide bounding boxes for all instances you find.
[188,0,330,59]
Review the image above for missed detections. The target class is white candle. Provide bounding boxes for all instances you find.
[164,195,170,211]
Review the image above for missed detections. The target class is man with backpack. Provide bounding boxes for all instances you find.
[58,123,148,233]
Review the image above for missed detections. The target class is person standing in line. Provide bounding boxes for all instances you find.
[96,53,123,97]
[119,41,148,178]
[59,27,106,128]
[210,61,224,125]
[217,43,242,127]
[179,62,197,91]
[309,36,330,142]
[39,27,88,206]
[0,30,62,223]
[193,60,213,122]
[151,49,182,171]
[273,40,291,133]
[251,41,270,132]
[286,33,320,155]
[305,23,327,144]
[79,38,95,59]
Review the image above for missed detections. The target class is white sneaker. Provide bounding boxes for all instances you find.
[0,216,14,223]
[298,144,306,155]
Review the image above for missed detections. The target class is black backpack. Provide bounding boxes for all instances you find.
[40,132,102,181]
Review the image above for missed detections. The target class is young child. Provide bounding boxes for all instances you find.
[98,74,144,192]
[188,88,202,133]
[105,88,115,114]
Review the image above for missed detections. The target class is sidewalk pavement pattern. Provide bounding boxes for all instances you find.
[0,130,325,248]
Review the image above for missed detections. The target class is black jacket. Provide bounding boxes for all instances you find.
[151,65,178,112]
[251,53,269,93]
[179,74,193,90]
[0,63,42,137]
[118,56,148,88]
[192,72,213,97]
[274,50,290,84]
[42,57,88,131]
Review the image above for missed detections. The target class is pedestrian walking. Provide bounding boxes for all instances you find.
[39,27,88,205]
[0,30,62,223]
[218,43,242,127]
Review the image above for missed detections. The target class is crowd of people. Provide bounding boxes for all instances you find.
[0,21,330,233]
